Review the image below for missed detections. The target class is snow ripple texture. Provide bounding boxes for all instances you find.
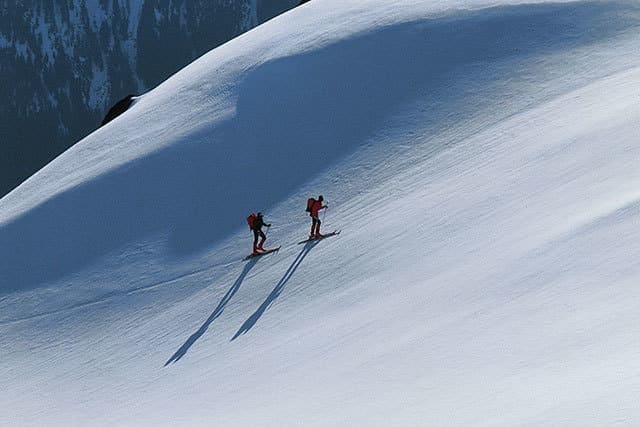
[1,0,640,425]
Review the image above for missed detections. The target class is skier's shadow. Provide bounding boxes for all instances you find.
[165,257,259,366]
[232,240,319,340]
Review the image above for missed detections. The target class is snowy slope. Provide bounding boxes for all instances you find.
[2,0,640,425]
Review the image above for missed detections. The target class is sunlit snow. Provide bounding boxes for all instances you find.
[1,0,639,425]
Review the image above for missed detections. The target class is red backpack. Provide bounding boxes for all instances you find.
[305,198,315,213]
[247,213,257,229]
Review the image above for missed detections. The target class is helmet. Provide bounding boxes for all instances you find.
[257,212,263,217]
[318,195,324,201]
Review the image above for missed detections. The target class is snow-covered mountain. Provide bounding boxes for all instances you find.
[1,0,640,424]
[0,0,299,197]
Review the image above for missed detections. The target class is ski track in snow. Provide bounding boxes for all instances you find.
[1,0,640,425]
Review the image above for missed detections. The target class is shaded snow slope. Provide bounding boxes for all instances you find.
[1,0,640,425]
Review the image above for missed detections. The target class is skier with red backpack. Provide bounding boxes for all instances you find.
[247,212,271,256]
[306,195,327,238]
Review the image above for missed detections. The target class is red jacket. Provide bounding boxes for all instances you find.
[310,199,325,217]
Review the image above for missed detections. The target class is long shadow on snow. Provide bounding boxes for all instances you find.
[165,257,260,365]
[232,241,319,340]
[1,1,637,293]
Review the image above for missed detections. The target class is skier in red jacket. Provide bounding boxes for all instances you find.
[307,195,327,238]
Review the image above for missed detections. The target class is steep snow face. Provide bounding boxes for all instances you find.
[1,0,640,425]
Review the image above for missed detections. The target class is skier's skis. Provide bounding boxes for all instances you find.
[297,230,341,244]
[243,247,281,261]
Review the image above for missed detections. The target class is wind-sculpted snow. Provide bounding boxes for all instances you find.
[1,0,640,425]
[1,0,637,294]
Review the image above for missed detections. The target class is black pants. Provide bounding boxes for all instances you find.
[253,229,266,247]
[311,216,321,235]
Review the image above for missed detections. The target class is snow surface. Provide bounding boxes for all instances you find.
[2,0,640,425]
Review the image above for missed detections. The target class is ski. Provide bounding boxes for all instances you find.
[243,247,281,261]
[297,230,341,244]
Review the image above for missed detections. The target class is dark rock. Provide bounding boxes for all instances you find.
[101,95,136,126]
